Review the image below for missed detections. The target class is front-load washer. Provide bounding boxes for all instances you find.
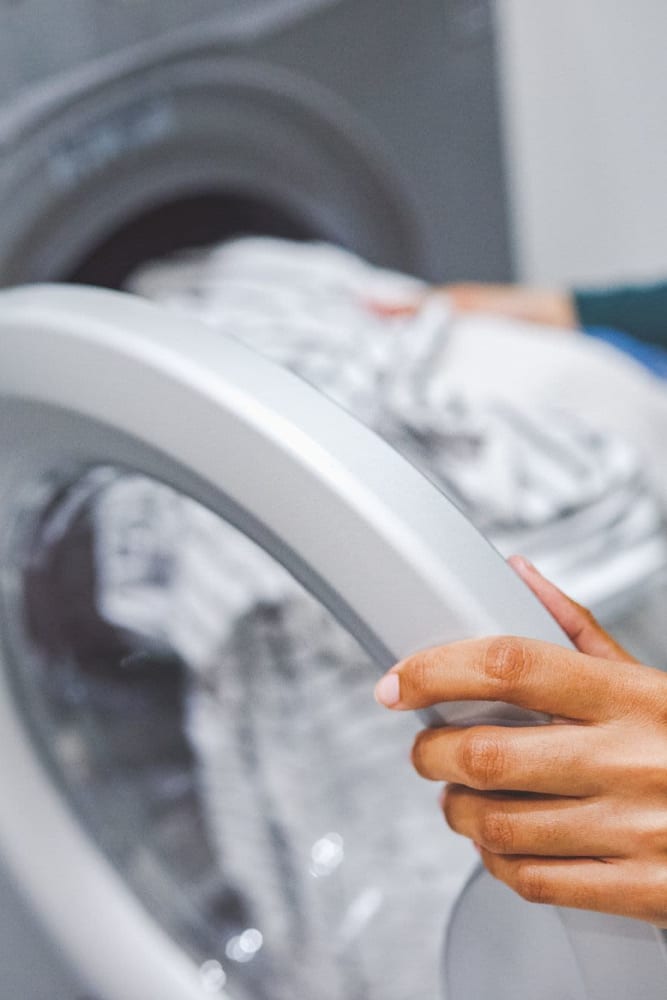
[0,0,512,287]
[0,284,665,998]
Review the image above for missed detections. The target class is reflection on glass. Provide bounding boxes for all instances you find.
[6,466,473,999]
[225,928,264,964]
[200,959,227,994]
[310,833,344,878]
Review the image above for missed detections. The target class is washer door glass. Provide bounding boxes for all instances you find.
[5,462,471,999]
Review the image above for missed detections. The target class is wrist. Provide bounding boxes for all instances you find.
[545,289,579,329]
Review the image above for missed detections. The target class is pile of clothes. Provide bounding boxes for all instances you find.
[120,236,667,617]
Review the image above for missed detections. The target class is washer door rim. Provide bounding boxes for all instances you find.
[0,283,610,1000]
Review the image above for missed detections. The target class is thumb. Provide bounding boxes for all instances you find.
[508,555,636,663]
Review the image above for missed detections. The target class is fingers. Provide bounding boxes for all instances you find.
[365,301,421,318]
[411,724,607,796]
[508,556,636,662]
[442,785,633,858]
[479,851,667,924]
[366,284,578,328]
[445,283,507,313]
[374,635,658,722]
[445,284,578,327]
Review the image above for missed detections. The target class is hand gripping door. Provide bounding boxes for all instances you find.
[0,284,664,999]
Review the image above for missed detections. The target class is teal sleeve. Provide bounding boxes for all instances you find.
[573,282,667,348]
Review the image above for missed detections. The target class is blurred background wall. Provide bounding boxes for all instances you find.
[497,0,667,286]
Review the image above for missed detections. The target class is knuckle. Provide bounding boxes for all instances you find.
[458,730,507,789]
[514,863,553,906]
[573,601,596,625]
[482,637,531,694]
[583,607,599,629]
[634,809,667,852]
[570,603,601,643]
[480,809,515,854]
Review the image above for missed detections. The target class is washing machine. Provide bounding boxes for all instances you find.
[1,4,666,1000]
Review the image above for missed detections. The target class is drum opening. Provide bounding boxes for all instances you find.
[64,190,319,289]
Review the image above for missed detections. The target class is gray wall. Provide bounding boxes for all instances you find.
[497,0,667,286]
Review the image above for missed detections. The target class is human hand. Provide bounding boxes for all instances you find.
[369,282,579,328]
[444,283,579,327]
[374,556,667,925]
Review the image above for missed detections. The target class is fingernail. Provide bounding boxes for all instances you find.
[374,672,400,707]
[437,787,447,808]
[509,554,536,576]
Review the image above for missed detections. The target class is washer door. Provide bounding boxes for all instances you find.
[0,285,662,999]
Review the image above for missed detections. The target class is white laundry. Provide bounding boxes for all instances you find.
[123,236,667,614]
